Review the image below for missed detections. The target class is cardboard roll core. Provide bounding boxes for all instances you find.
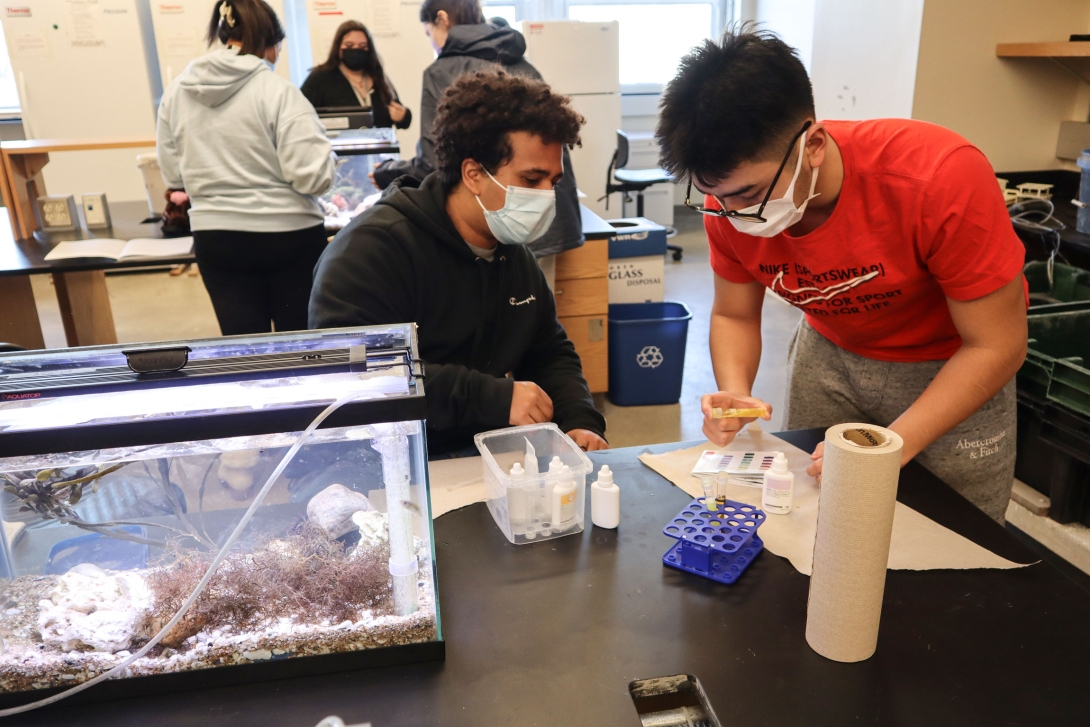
[839,427,889,449]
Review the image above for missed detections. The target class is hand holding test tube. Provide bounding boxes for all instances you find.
[710,407,768,419]
[700,392,772,447]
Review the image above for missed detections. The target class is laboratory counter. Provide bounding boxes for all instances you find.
[14,429,1090,726]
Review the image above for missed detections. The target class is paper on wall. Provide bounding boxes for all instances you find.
[9,32,50,58]
[161,29,200,57]
[638,423,1028,574]
[369,0,401,37]
[64,0,106,48]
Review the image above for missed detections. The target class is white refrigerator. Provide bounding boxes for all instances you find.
[149,0,294,88]
[1,0,161,202]
[522,20,621,219]
[303,0,435,156]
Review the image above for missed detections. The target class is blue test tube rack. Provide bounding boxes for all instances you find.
[662,497,766,585]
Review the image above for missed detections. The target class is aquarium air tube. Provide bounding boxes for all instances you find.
[373,425,419,617]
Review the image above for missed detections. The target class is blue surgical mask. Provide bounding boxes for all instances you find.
[475,169,556,245]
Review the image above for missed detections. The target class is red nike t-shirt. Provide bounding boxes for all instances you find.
[705,118,1025,362]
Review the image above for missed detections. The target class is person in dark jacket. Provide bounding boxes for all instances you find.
[310,69,607,456]
[300,20,412,130]
[371,0,582,257]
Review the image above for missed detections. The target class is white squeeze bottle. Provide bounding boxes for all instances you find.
[509,462,527,536]
[762,452,794,514]
[591,465,620,529]
[551,464,578,532]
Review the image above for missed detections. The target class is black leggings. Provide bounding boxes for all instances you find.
[193,225,328,336]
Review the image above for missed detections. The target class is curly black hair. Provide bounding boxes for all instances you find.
[656,24,814,184]
[433,69,584,189]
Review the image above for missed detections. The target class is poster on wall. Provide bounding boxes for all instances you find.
[64,0,107,48]
[162,29,200,57]
[371,0,401,37]
[10,31,51,58]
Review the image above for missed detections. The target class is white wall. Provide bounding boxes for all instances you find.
[752,0,815,71]
[911,0,1090,172]
[810,0,924,120]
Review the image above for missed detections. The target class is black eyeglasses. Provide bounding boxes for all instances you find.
[684,120,813,223]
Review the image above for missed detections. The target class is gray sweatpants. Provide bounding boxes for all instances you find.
[783,320,1016,522]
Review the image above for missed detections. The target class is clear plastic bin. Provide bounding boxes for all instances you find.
[474,424,592,544]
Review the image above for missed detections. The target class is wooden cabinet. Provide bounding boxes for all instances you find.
[555,239,609,393]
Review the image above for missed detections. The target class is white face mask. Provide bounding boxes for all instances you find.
[475,169,557,246]
[727,130,820,238]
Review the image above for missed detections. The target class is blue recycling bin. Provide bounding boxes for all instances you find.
[608,302,693,406]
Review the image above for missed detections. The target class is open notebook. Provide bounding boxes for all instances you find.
[44,237,193,262]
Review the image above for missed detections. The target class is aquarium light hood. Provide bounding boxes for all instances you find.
[0,326,426,458]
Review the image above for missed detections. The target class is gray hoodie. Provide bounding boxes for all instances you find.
[157,48,335,233]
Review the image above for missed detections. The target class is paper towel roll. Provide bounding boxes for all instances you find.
[806,423,903,662]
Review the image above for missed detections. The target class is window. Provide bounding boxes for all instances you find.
[484,3,519,26]
[0,31,22,115]
[567,2,715,87]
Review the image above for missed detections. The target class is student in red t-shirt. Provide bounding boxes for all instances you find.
[655,27,1027,521]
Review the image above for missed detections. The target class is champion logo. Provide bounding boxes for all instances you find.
[509,294,536,306]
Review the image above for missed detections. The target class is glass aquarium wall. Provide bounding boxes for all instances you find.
[0,420,437,693]
[319,152,399,230]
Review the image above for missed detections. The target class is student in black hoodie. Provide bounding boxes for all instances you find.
[309,70,608,456]
[370,0,582,257]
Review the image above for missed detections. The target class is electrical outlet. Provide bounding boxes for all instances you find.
[81,193,111,230]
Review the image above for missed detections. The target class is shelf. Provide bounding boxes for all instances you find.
[0,137,156,155]
[996,41,1090,58]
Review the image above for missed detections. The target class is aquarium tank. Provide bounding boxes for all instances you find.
[320,128,400,230]
[0,325,440,705]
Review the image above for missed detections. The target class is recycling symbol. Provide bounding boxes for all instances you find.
[636,345,664,369]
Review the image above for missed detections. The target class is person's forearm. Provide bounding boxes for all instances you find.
[709,313,763,395]
[889,342,1024,465]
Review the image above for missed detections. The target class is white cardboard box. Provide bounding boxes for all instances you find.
[609,255,665,303]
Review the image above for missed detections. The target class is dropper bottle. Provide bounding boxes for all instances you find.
[762,452,794,514]
[551,464,577,531]
[591,465,619,529]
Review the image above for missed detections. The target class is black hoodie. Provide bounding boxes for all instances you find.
[372,21,583,257]
[308,173,606,455]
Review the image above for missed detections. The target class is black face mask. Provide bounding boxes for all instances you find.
[341,48,372,71]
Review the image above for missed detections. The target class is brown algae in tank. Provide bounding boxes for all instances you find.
[0,464,436,693]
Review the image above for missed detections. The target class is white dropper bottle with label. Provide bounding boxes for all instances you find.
[762,452,794,514]
[551,464,578,532]
[591,465,619,529]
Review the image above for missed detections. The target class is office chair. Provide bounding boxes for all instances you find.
[603,131,682,261]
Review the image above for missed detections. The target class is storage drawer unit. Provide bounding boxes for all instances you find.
[555,239,609,393]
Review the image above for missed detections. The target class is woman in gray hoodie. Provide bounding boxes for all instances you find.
[157,0,335,335]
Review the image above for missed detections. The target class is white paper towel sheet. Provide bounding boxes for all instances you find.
[427,455,488,518]
[637,425,1027,575]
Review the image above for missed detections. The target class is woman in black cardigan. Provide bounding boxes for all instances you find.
[300,21,412,130]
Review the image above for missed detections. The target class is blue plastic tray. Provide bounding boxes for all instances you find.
[661,498,766,584]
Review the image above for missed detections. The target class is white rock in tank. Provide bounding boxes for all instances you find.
[37,564,152,653]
